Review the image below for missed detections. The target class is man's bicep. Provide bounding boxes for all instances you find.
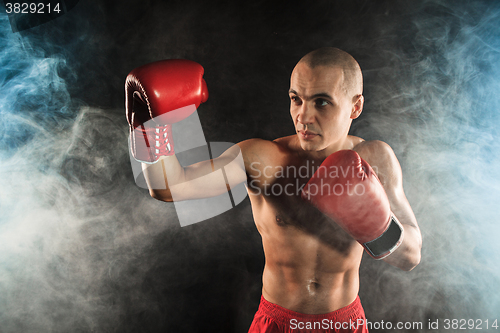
[211,143,248,189]
[184,143,245,180]
[173,143,247,200]
[387,185,419,229]
[374,142,420,230]
[159,138,265,201]
[358,140,421,268]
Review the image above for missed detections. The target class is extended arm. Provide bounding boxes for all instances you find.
[125,59,246,202]
[142,144,246,202]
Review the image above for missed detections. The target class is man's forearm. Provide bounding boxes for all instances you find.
[382,223,421,271]
[142,155,186,202]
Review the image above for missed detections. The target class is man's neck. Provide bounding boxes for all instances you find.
[298,135,353,161]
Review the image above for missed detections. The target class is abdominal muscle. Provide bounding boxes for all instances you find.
[253,198,364,315]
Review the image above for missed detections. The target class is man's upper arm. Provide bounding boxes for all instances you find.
[356,140,422,269]
[168,142,248,201]
[368,142,416,223]
[144,138,266,202]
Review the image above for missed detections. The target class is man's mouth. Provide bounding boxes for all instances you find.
[298,130,319,140]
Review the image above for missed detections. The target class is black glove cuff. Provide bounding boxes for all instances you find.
[363,215,404,260]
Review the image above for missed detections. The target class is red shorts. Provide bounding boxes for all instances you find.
[248,295,369,333]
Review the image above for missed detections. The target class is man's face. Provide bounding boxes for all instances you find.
[289,63,362,153]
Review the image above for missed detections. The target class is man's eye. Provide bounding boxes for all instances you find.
[315,99,329,107]
[290,96,300,103]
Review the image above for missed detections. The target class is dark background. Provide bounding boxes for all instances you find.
[1,0,500,332]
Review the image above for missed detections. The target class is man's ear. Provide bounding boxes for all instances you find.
[350,94,364,119]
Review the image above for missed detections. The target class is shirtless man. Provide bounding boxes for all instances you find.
[126,48,422,332]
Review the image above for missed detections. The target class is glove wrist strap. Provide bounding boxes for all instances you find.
[363,215,404,260]
[154,124,174,157]
[130,123,174,164]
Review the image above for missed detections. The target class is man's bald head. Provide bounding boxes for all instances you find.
[297,47,363,99]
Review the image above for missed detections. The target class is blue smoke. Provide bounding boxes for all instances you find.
[357,0,500,323]
[0,12,129,332]
[0,15,74,157]
[1,0,500,332]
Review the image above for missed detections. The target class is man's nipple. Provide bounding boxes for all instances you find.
[275,215,287,227]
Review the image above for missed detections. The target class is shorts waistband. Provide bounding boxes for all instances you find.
[258,295,364,325]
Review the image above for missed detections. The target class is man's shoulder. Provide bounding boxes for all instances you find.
[238,135,297,154]
[352,140,401,183]
[237,137,277,153]
[236,136,295,169]
[352,139,393,156]
[353,139,397,162]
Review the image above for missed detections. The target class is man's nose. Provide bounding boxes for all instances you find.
[297,103,315,125]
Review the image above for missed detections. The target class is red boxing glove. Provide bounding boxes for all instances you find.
[125,59,209,163]
[301,150,404,259]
